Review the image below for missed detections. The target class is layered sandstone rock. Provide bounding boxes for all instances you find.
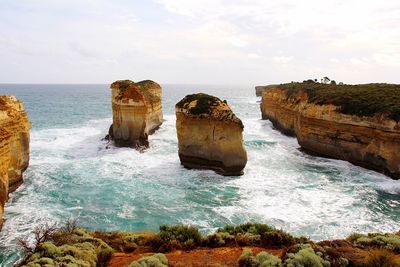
[109,80,163,148]
[176,93,247,176]
[0,96,30,228]
[261,87,400,179]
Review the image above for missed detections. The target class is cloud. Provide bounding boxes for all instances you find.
[0,0,399,84]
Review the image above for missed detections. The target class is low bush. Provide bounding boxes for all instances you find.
[238,249,282,267]
[152,225,202,252]
[347,233,400,253]
[217,223,306,248]
[202,232,236,247]
[18,223,113,267]
[283,244,330,267]
[92,231,145,252]
[128,253,168,267]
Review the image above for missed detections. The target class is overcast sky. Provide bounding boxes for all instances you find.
[0,0,399,85]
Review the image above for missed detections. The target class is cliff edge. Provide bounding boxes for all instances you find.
[176,93,247,176]
[0,96,30,229]
[109,80,163,148]
[261,82,400,179]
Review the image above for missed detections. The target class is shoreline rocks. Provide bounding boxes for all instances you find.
[0,96,30,229]
[176,93,247,176]
[261,86,400,179]
[109,80,163,148]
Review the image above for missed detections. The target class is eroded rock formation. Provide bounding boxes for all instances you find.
[0,96,30,228]
[109,80,163,148]
[176,93,247,176]
[261,87,400,179]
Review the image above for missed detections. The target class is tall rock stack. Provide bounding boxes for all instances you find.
[176,93,247,176]
[0,96,30,229]
[109,80,163,148]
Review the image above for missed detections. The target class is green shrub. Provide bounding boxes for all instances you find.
[152,225,202,252]
[20,227,113,267]
[217,223,304,248]
[92,231,141,252]
[218,223,274,236]
[238,250,282,267]
[128,253,168,267]
[261,230,297,248]
[236,233,261,246]
[202,232,236,247]
[238,250,260,267]
[283,244,330,267]
[347,233,400,253]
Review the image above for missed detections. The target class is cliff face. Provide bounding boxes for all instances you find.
[176,94,247,176]
[110,80,163,148]
[261,88,400,179]
[0,96,31,228]
[255,85,276,97]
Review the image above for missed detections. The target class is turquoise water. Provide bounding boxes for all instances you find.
[0,84,399,266]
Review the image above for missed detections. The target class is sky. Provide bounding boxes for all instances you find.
[0,0,399,85]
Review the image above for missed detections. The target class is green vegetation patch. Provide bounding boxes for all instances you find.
[238,250,282,267]
[283,244,331,267]
[176,93,226,115]
[347,232,400,253]
[129,253,168,267]
[18,222,113,267]
[217,223,306,248]
[152,225,203,252]
[278,82,400,121]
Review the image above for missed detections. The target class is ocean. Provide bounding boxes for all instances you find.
[0,84,399,266]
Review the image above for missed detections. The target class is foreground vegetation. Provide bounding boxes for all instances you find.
[16,221,400,266]
[277,82,400,121]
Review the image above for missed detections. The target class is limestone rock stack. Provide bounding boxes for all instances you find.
[261,87,400,179]
[109,80,163,148]
[0,96,31,228]
[176,93,247,176]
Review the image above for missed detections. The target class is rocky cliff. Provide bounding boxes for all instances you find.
[261,84,400,179]
[176,93,247,176]
[0,96,30,228]
[255,85,276,97]
[110,80,163,148]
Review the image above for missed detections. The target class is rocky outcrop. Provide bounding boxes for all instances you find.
[261,88,400,179]
[0,96,30,229]
[109,80,163,148]
[176,93,247,176]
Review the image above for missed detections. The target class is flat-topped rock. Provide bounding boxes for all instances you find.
[109,79,163,148]
[175,93,247,176]
[0,96,30,229]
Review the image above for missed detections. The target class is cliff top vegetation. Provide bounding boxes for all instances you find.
[111,79,161,103]
[176,93,244,127]
[278,82,400,121]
